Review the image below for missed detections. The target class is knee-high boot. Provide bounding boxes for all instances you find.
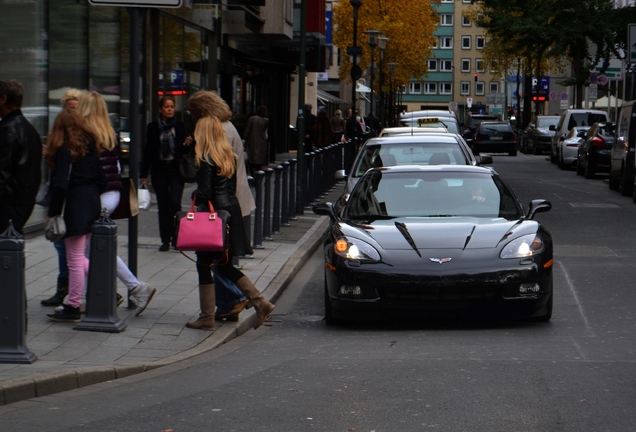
[186,284,216,331]
[235,277,275,329]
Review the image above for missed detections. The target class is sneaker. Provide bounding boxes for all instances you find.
[159,243,170,252]
[55,302,86,314]
[117,293,124,306]
[129,282,157,316]
[46,304,80,323]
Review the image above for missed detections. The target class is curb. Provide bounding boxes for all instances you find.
[0,213,330,407]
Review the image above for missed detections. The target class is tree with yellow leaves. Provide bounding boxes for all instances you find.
[332,0,439,92]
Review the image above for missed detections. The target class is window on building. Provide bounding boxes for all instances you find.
[431,38,439,49]
[461,81,470,95]
[475,82,485,95]
[440,14,453,26]
[409,82,422,94]
[424,82,437,94]
[462,16,471,26]
[439,60,452,72]
[427,59,438,71]
[461,58,471,72]
[440,83,452,94]
[476,36,486,50]
[440,37,453,49]
[490,82,499,93]
[476,59,485,72]
[462,36,471,49]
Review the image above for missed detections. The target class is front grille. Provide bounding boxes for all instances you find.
[380,282,505,302]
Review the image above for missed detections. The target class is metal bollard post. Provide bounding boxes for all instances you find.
[252,170,265,249]
[306,152,315,206]
[281,161,291,227]
[272,165,283,234]
[241,175,254,258]
[0,221,36,364]
[313,149,322,200]
[75,209,127,333]
[262,168,274,240]
[288,159,298,221]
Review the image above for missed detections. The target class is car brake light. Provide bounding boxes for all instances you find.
[591,137,604,147]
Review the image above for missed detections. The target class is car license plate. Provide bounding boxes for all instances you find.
[490,136,502,140]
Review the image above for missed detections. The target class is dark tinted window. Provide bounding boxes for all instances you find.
[568,113,608,130]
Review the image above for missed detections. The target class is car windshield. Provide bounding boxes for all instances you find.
[567,113,607,130]
[345,170,522,220]
[537,117,559,129]
[480,123,511,133]
[352,142,470,177]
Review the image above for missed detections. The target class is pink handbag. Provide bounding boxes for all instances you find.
[174,196,230,252]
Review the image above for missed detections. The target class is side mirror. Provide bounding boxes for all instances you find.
[335,169,347,181]
[527,199,551,220]
[549,125,556,131]
[313,202,338,223]
[529,123,536,129]
[476,154,493,165]
[559,134,565,142]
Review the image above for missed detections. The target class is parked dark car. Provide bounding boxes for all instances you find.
[576,122,614,178]
[462,114,500,145]
[472,121,518,156]
[610,100,636,197]
[314,165,554,323]
[521,115,560,155]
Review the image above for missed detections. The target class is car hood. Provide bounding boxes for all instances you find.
[340,217,537,250]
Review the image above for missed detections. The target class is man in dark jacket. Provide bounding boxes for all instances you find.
[0,79,42,234]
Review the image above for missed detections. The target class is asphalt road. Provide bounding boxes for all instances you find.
[3,153,636,431]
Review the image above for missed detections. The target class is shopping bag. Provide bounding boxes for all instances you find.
[138,183,151,210]
[110,178,140,219]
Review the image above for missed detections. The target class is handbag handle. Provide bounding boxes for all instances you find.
[188,193,217,221]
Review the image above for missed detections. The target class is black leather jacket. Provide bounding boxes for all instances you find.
[194,159,239,210]
[0,109,42,206]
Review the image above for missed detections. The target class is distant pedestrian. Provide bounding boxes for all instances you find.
[312,108,333,149]
[243,105,269,175]
[365,111,380,137]
[184,113,274,331]
[346,108,363,141]
[77,91,157,315]
[302,103,317,150]
[141,96,191,251]
[41,87,83,307]
[44,108,106,323]
[331,109,346,142]
[0,79,42,235]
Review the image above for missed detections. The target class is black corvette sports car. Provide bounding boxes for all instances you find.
[314,165,553,323]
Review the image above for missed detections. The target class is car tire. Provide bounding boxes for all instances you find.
[620,170,634,197]
[609,173,620,190]
[509,148,517,156]
[550,148,556,163]
[558,151,566,170]
[324,280,338,325]
[530,292,553,322]
[584,157,595,179]
[576,158,584,175]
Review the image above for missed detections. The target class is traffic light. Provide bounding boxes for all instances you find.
[507,107,514,119]
[474,73,478,82]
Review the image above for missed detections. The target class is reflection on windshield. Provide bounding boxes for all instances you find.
[345,171,522,220]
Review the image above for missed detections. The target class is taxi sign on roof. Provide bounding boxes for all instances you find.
[417,117,440,125]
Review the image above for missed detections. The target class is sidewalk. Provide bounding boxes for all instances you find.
[0,153,344,406]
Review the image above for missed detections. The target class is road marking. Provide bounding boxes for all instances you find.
[557,260,593,334]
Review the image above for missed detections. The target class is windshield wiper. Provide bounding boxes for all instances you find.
[348,214,396,220]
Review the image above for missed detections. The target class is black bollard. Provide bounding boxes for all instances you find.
[252,170,265,249]
[281,161,291,227]
[241,175,254,258]
[0,221,36,364]
[75,209,127,333]
[306,152,315,206]
[272,165,283,234]
[288,159,298,221]
[262,168,274,240]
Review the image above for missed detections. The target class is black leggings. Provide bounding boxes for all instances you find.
[196,251,244,285]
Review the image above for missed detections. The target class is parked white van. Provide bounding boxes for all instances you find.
[609,100,636,197]
[549,109,609,163]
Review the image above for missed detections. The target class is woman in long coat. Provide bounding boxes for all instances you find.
[141,96,191,251]
[44,108,106,322]
[243,105,269,175]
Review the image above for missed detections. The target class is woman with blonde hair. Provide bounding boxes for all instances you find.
[75,91,157,315]
[44,108,106,322]
[184,113,274,331]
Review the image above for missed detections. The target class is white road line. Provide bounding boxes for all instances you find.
[557,260,593,333]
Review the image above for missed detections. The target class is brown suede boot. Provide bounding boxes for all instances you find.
[215,299,249,321]
[186,284,216,331]
[235,277,275,329]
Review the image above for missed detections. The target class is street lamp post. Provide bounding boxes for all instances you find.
[388,62,398,126]
[364,29,381,117]
[377,35,389,128]
[349,0,362,123]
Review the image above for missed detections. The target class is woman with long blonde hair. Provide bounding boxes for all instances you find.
[185,111,274,332]
[74,91,157,315]
[44,108,106,322]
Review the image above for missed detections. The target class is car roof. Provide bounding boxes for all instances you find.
[400,109,457,119]
[365,133,464,145]
[374,164,493,175]
[379,126,449,136]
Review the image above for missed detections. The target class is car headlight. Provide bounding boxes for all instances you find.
[500,234,545,259]
[334,237,381,261]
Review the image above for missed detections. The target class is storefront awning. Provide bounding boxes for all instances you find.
[317,89,347,105]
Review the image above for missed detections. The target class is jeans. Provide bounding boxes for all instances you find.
[213,267,247,313]
[65,234,90,307]
[54,239,69,279]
